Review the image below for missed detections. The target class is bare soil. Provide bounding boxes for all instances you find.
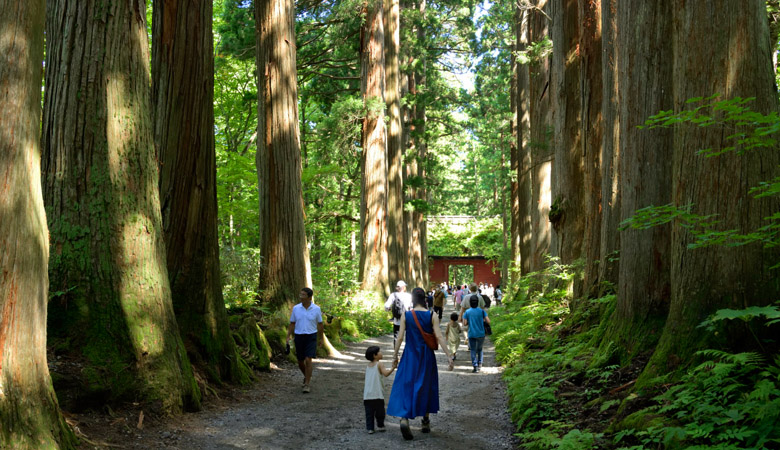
[69,302,519,450]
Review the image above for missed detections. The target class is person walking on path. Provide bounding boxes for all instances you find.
[462,296,490,373]
[388,287,454,440]
[363,346,398,434]
[384,280,413,346]
[445,312,462,361]
[458,283,485,322]
[286,287,324,393]
[433,287,446,321]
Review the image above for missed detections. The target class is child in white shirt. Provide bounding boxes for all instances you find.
[364,346,397,434]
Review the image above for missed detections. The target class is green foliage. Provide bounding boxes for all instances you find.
[516,37,554,65]
[698,303,780,331]
[428,216,504,259]
[316,290,392,341]
[615,351,780,450]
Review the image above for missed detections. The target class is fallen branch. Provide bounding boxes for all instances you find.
[609,379,636,395]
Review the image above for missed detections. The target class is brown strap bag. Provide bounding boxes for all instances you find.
[411,310,438,350]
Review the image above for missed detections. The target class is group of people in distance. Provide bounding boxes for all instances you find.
[284,280,496,441]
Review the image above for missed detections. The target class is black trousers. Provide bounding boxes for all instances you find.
[393,323,400,345]
[364,399,386,430]
[433,305,443,321]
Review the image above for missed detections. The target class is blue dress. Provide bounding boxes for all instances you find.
[387,310,440,419]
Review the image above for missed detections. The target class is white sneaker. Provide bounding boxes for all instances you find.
[377,427,386,432]
[302,384,311,393]
[368,429,375,434]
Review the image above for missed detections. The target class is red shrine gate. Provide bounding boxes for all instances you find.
[428,255,501,287]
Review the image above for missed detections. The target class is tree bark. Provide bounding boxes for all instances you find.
[510,5,521,281]
[550,0,583,291]
[643,0,780,380]
[42,0,201,413]
[152,0,249,385]
[607,0,674,356]
[529,1,553,272]
[0,1,77,447]
[597,0,620,295]
[385,0,408,285]
[358,0,390,295]
[578,0,603,299]
[256,0,313,307]
[517,6,533,277]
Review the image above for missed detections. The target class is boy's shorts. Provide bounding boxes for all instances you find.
[294,333,317,361]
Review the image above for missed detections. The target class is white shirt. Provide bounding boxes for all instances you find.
[290,302,323,335]
[384,291,412,325]
[363,363,385,400]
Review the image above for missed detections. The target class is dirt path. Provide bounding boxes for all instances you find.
[76,302,518,449]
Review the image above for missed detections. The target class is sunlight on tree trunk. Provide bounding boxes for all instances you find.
[0,1,76,447]
[256,0,313,307]
[358,0,390,295]
[42,0,201,414]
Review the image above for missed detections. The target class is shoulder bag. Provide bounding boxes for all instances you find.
[411,310,439,350]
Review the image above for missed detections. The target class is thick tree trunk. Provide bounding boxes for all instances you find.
[0,2,76,447]
[517,7,533,277]
[597,0,620,295]
[415,0,429,288]
[529,1,553,272]
[152,0,248,385]
[385,0,407,285]
[510,6,521,281]
[256,0,312,307]
[550,0,583,284]
[42,0,201,413]
[643,0,780,380]
[578,0,603,299]
[358,0,390,295]
[605,0,674,357]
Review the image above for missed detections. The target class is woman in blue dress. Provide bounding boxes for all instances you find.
[388,287,454,440]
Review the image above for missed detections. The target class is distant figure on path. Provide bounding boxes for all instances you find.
[433,287,446,321]
[384,280,413,346]
[445,312,462,361]
[388,287,454,440]
[286,288,324,393]
[363,346,398,434]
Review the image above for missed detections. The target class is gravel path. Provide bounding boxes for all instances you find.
[87,302,519,449]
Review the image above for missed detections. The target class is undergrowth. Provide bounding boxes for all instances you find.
[492,263,780,450]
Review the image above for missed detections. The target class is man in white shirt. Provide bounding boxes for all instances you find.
[384,280,413,346]
[286,287,324,393]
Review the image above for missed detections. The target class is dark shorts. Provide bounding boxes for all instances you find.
[294,333,317,361]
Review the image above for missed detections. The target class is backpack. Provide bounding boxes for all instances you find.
[391,293,403,319]
[483,294,491,308]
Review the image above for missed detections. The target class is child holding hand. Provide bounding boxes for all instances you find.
[445,312,462,361]
[364,346,397,434]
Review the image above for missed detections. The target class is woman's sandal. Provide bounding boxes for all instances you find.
[400,418,414,440]
[421,417,431,433]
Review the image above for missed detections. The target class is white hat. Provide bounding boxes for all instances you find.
[396,280,407,287]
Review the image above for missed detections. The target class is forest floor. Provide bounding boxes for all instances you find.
[69,301,520,450]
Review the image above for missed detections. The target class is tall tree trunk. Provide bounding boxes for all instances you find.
[598,0,620,295]
[510,5,521,281]
[358,0,390,295]
[550,0,583,291]
[517,6,533,277]
[529,1,553,272]
[606,0,674,357]
[385,0,407,285]
[256,0,312,307]
[0,2,76,447]
[579,0,603,299]
[642,0,780,380]
[42,0,201,413]
[152,0,248,385]
[415,0,429,288]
